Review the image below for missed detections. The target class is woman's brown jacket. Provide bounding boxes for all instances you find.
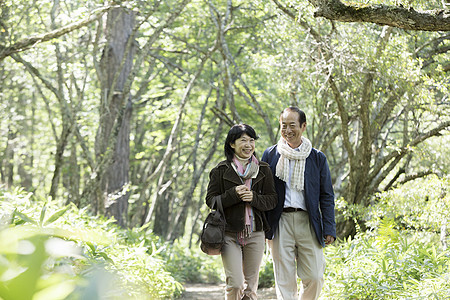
[205,160,278,233]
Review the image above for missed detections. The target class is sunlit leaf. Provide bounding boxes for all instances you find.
[43,207,69,226]
[13,210,37,225]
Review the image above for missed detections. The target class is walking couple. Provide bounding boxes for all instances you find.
[205,107,336,300]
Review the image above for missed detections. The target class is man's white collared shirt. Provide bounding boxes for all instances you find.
[284,148,307,211]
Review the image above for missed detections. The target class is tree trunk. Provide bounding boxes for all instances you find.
[152,166,171,239]
[64,141,80,206]
[104,101,132,226]
[48,0,74,200]
[4,127,16,188]
[96,8,135,227]
[189,174,209,249]
[18,94,35,190]
[168,119,224,241]
[49,124,72,199]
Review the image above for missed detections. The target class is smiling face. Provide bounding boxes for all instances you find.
[230,133,256,160]
[280,110,306,148]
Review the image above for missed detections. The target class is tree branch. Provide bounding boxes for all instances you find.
[399,170,435,185]
[383,167,406,191]
[272,0,322,41]
[328,74,354,161]
[308,0,450,31]
[209,0,241,123]
[371,90,402,140]
[211,106,234,127]
[370,120,450,186]
[0,5,114,61]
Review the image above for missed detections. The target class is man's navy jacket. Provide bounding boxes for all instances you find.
[261,144,336,247]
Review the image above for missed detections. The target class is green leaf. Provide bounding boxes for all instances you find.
[13,210,37,225]
[33,277,76,300]
[86,242,96,255]
[381,258,387,273]
[39,205,47,226]
[98,252,113,263]
[44,207,69,226]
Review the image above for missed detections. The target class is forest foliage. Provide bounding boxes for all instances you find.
[0,0,449,298]
[0,176,448,299]
[1,0,448,239]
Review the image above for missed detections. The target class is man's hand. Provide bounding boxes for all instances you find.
[324,235,335,246]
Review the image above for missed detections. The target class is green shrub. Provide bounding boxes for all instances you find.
[0,186,183,299]
[323,221,450,299]
[367,175,450,234]
[162,239,275,288]
[323,176,450,299]
[163,239,224,284]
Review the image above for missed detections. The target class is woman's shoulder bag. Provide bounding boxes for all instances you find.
[200,196,226,255]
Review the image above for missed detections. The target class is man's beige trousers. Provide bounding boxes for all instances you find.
[270,211,325,300]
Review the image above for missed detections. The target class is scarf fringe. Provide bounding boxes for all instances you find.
[232,155,258,246]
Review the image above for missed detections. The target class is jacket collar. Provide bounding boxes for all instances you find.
[218,160,265,187]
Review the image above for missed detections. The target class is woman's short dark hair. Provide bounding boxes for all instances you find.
[224,124,259,161]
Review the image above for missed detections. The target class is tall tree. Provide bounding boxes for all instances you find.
[271,0,450,236]
[95,7,136,226]
[82,0,191,227]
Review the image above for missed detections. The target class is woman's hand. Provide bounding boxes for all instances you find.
[235,185,253,202]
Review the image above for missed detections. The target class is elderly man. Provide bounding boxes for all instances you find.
[262,107,336,300]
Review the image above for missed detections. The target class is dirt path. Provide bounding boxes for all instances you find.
[180,283,277,299]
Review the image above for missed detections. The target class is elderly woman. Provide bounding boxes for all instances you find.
[205,124,278,300]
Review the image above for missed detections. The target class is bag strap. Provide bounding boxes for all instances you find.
[211,196,226,221]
